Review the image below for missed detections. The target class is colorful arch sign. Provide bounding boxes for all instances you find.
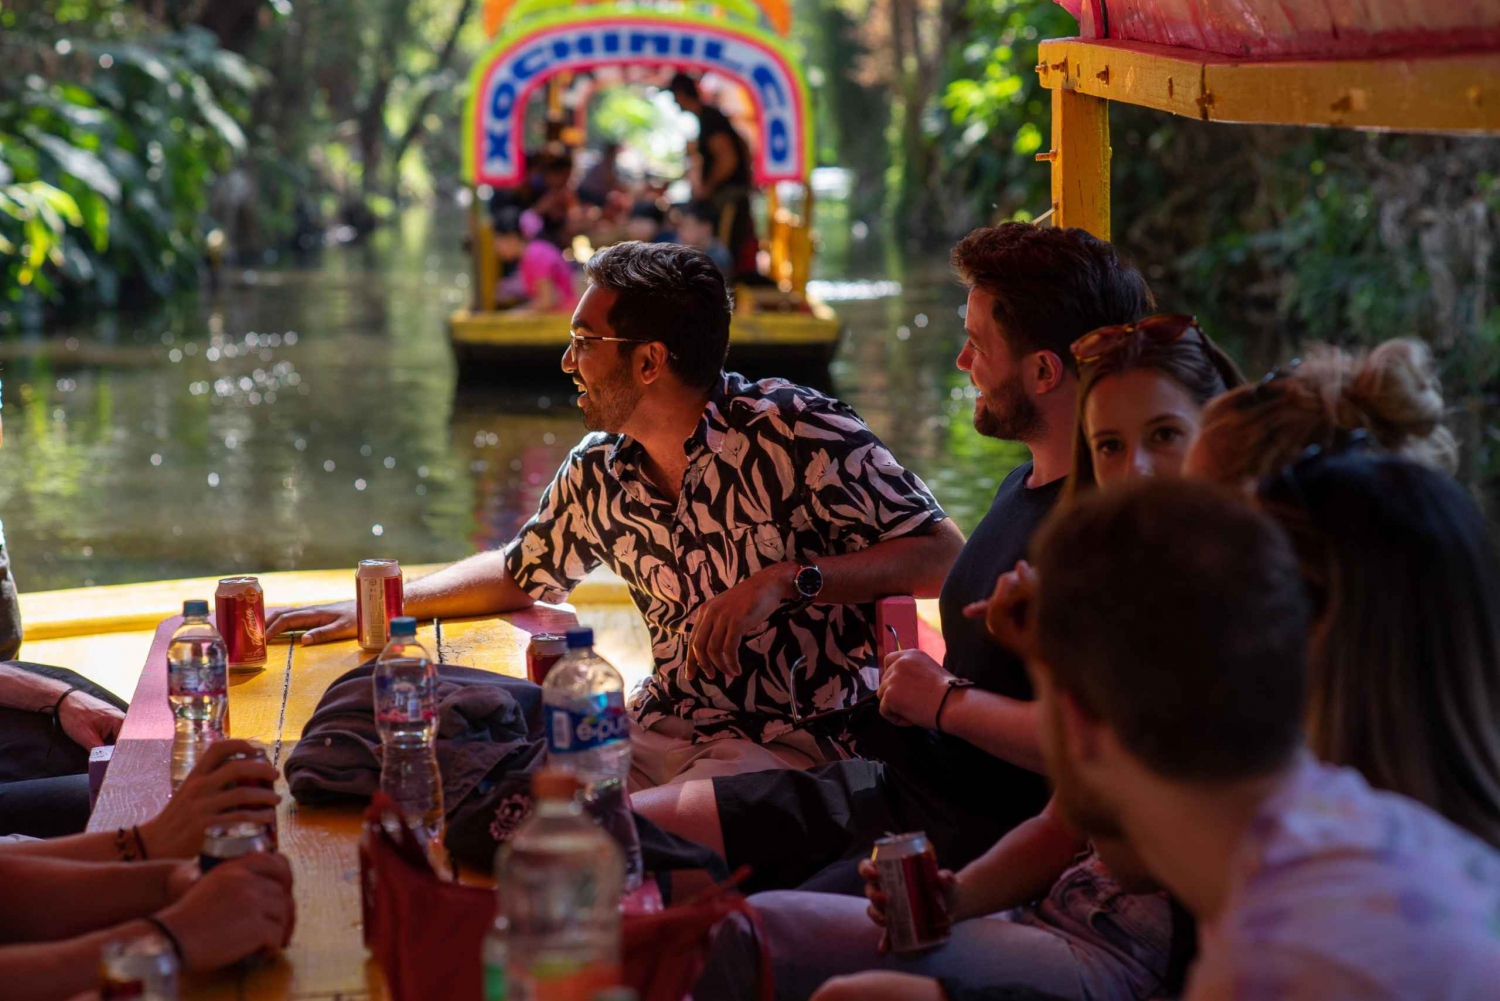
[464,9,814,189]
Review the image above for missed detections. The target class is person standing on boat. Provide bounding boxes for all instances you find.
[268,241,963,788]
[667,73,760,281]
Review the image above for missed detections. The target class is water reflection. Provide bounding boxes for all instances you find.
[0,206,1023,591]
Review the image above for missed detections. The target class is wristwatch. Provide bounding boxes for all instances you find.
[792,563,824,603]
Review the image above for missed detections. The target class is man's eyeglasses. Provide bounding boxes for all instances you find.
[1070,314,1203,366]
[567,330,675,359]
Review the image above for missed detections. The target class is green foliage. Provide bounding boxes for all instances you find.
[0,3,257,319]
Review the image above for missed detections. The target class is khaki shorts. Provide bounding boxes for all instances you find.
[626,716,831,792]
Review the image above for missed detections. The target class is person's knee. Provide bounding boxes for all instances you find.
[812,972,946,1001]
[630,778,724,856]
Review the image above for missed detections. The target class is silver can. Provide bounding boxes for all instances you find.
[871,831,952,953]
[200,820,274,873]
[100,932,179,999]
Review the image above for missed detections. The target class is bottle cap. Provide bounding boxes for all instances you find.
[565,627,594,649]
[390,616,417,637]
[531,769,584,801]
[183,599,209,617]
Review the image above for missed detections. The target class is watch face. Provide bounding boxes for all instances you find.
[796,565,823,599]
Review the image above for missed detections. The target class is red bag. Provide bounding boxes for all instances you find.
[623,869,774,1001]
[360,795,493,1001]
[359,798,774,1001]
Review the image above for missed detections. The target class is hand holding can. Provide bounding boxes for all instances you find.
[867,832,953,953]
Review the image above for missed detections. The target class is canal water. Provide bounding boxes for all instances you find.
[0,204,1026,592]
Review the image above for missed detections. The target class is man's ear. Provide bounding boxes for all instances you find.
[1031,350,1070,396]
[637,342,672,385]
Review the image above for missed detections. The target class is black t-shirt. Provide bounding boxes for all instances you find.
[696,107,752,191]
[866,461,1062,846]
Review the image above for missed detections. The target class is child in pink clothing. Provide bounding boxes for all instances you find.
[494,209,578,313]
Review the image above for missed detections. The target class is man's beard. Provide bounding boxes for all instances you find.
[579,356,643,432]
[1043,698,1126,840]
[973,371,1046,442]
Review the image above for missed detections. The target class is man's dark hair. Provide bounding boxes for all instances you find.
[584,241,730,391]
[1031,479,1310,781]
[951,223,1154,372]
[668,72,699,99]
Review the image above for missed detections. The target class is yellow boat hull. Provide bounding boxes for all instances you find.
[449,297,842,369]
[26,565,940,702]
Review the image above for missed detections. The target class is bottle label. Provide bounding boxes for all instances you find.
[374,673,436,723]
[546,692,627,752]
[483,962,508,1001]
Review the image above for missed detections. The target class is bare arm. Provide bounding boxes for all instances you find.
[686,522,965,678]
[266,548,536,645]
[949,797,1085,920]
[0,854,179,941]
[2,739,280,862]
[0,918,164,1001]
[937,685,1044,773]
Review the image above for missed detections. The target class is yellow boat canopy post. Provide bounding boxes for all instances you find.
[1036,0,1500,241]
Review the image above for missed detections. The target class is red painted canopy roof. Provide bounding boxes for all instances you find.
[1054,0,1500,59]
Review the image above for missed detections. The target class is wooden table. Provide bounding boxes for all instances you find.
[89,606,577,1000]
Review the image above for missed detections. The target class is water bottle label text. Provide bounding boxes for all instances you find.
[546,693,627,752]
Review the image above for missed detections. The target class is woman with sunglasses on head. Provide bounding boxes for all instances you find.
[700,317,1247,1001]
[1183,337,1457,487]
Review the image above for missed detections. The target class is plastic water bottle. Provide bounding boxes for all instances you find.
[374,616,444,849]
[167,600,227,786]
[542,627,643,890]
[494,769,623,1001]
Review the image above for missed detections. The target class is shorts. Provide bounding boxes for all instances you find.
[627,716,831,792]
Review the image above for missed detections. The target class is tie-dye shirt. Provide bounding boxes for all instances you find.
[1187,755,1500,1000]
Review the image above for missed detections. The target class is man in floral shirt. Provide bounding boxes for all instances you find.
[269,241,962,786]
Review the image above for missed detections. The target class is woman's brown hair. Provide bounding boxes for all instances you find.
[1258,453,1500,848]
[1194,338,1458,486]
[1062,324,1245,507]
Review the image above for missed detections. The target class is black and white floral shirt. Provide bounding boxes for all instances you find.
[504,372,947,743]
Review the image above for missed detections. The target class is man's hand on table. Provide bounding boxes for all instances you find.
[877,650,956,729]
[57,689,124,749]
[156,852,296,970]
[140,739,280,859]
[265,600,357,645]
[684,564,794,681]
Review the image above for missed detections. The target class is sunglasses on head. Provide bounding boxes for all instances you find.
[1256,428,1374,513]
[1070,314,1203,366]
[1242,357,1304,405]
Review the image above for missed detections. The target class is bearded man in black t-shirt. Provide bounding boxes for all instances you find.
[668,73,759,278]
[632,222,1156,893]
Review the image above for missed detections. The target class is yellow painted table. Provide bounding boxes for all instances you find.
[88,607,577,1000]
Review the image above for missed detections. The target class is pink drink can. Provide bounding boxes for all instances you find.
[215,576,267,670]
[356,559,403,651]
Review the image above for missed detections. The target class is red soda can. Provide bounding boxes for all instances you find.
[871,831,951,953]
[216,576,267,671]
[356,559,403,651]
[526,633,568,685]
[225,745,278,849]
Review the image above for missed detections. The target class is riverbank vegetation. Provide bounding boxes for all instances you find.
[4,0,1498,485]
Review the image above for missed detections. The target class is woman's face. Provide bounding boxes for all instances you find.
[1084,368,1203,489]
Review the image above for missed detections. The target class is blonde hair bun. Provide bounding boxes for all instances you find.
[1346,338,1458,473]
